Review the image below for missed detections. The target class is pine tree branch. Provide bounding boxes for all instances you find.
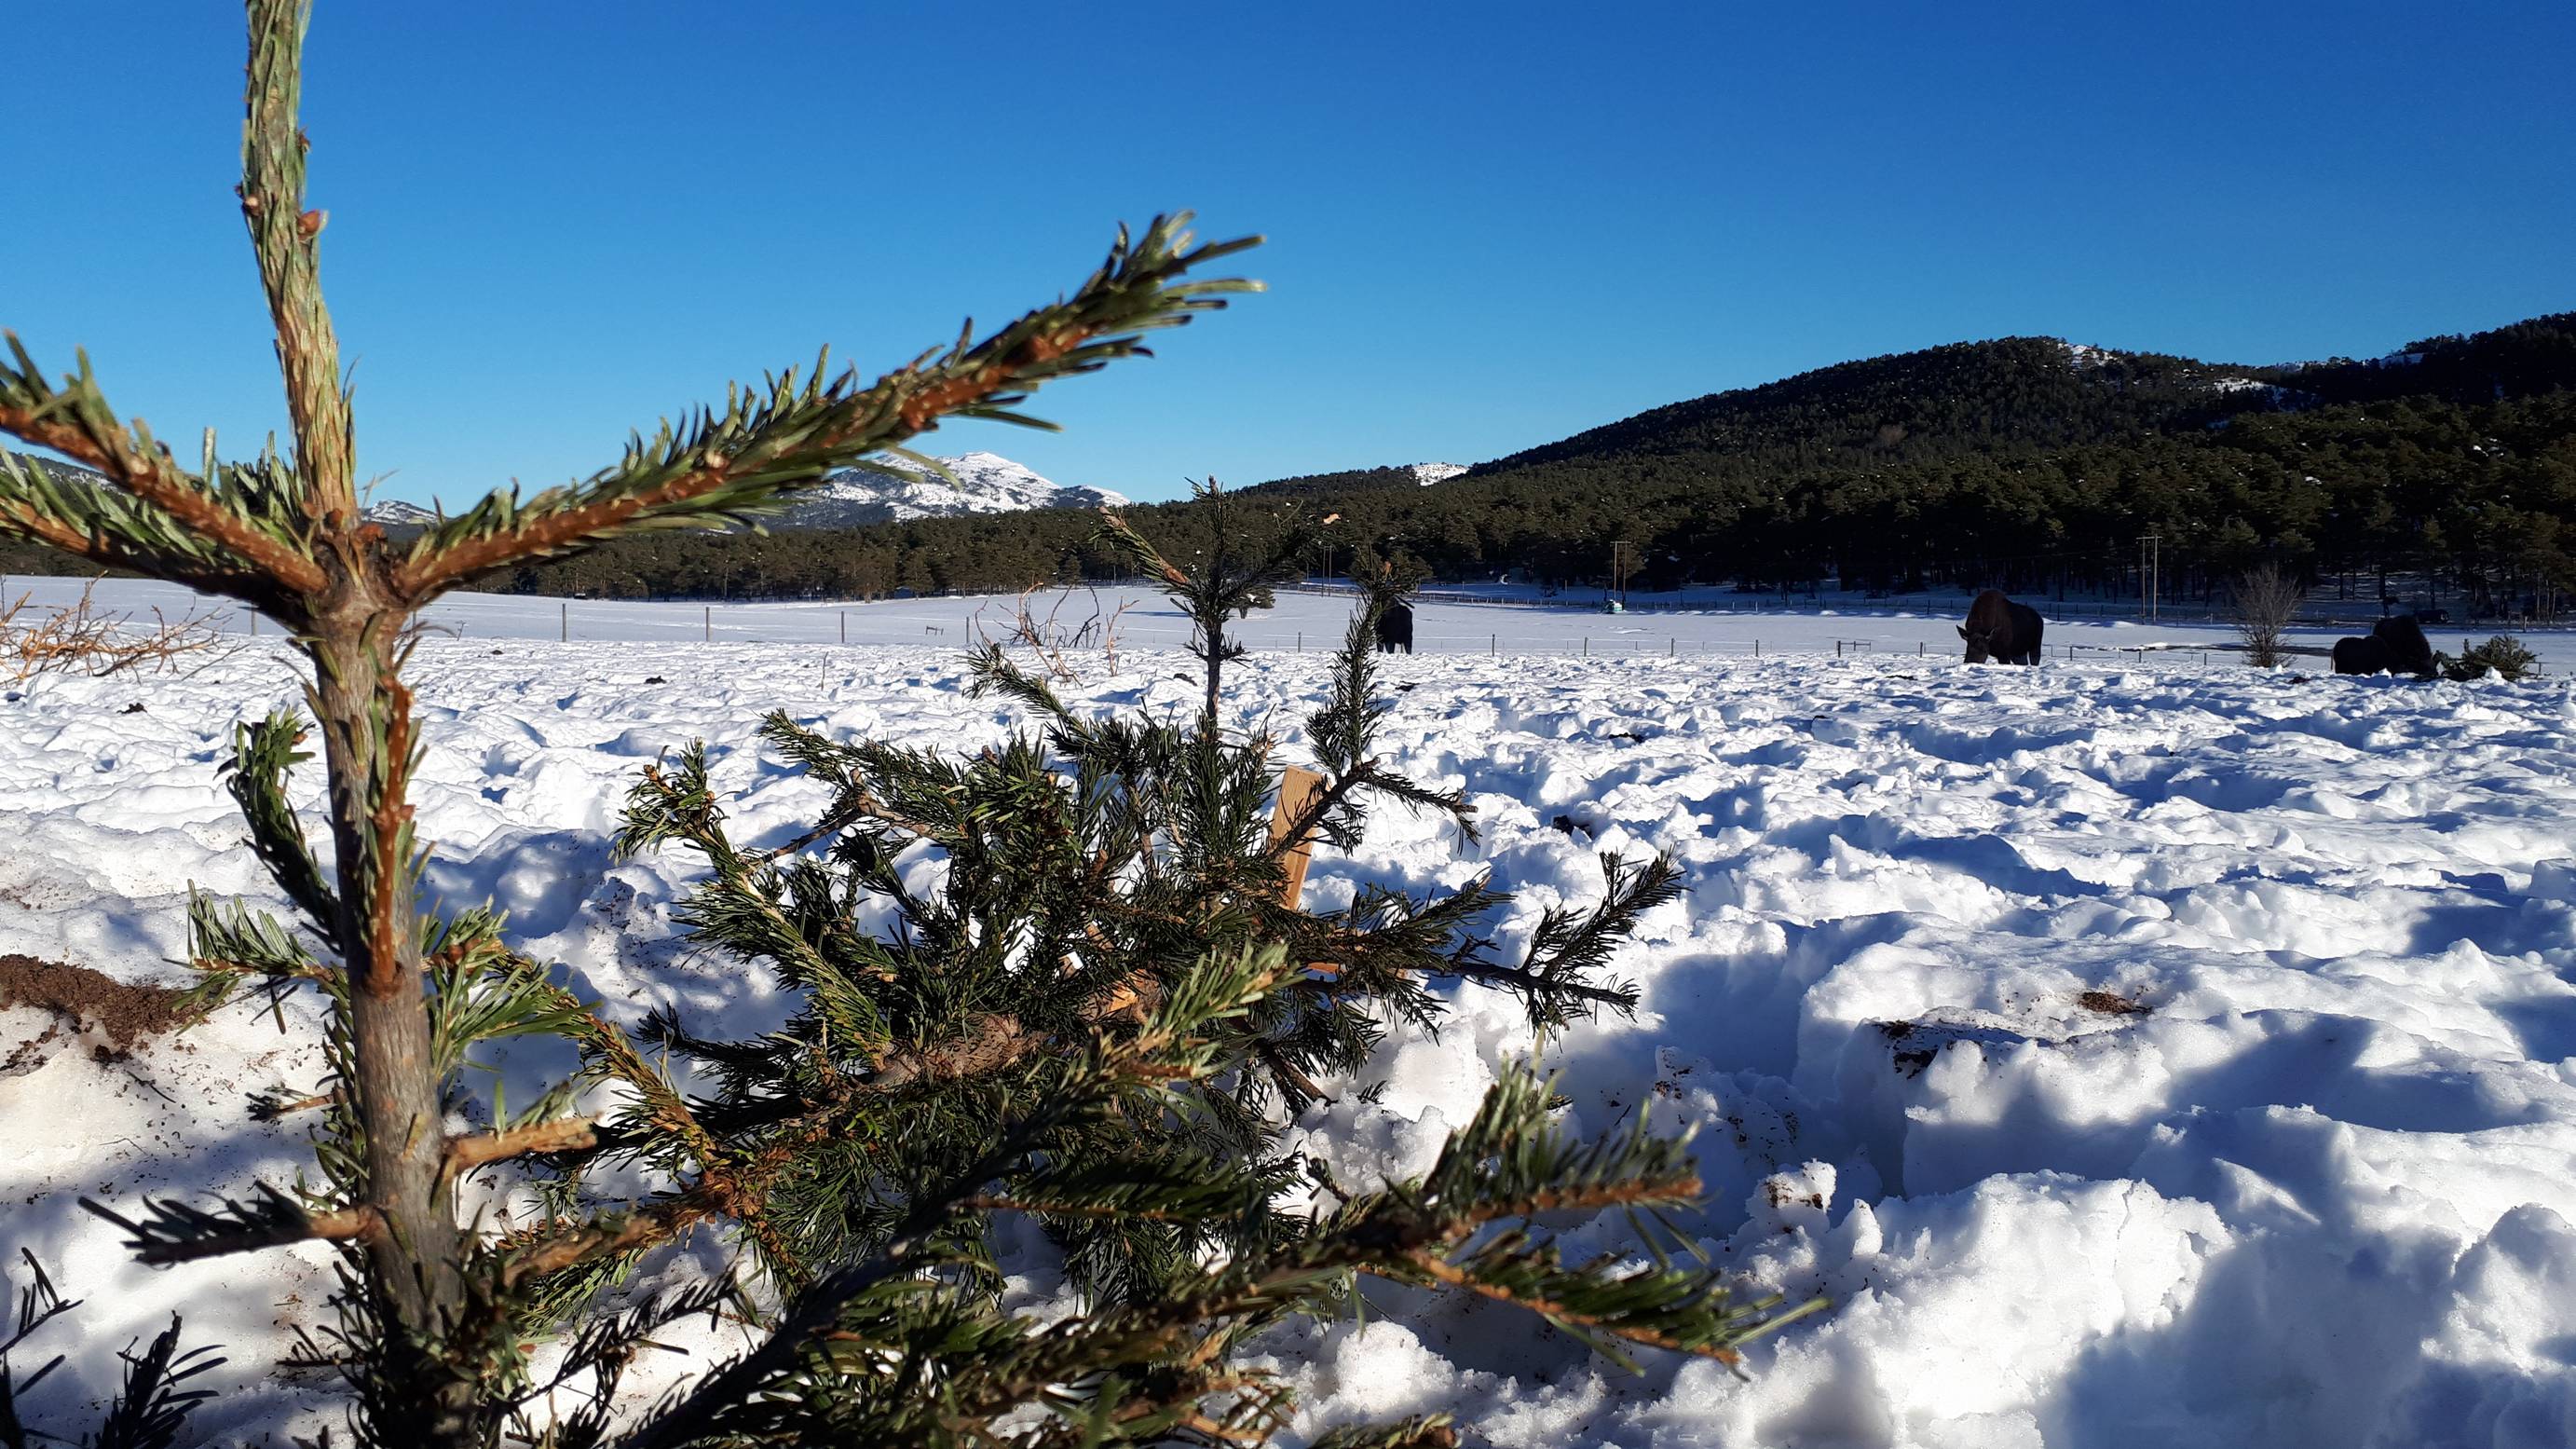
[610,952,1296,1446]
[1393,1247,1731,1360]
[390,218,1260,602]
[183,892,338,1021]
[79,1188,380,1265]
[497,1196,721,1287]
[248,1087,338,1122]
[220,711,343,945]
[442,1116,603,1185]
[1311,1416,1461,1449]
[186,954,334,989]
[0,364,321,597]
[1253,1035,1330,1108]
[241,0,350,522]
[92,1314,225,1449]
[1260,764,1421,867]
[862,1012,1033,1092]
[0,455,255,595]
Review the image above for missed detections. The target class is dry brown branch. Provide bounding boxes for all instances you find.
[442,1115,603,1184]
[1,580,232,683]
[971,582,1133,683]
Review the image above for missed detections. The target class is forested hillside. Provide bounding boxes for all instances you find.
[9,314,2572,611]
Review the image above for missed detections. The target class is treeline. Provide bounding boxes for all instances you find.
[469,321,2576,613]
[7,317,2572,612]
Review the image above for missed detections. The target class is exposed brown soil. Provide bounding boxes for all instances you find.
[0,952,189,1053]
[2077,989,2150,1017]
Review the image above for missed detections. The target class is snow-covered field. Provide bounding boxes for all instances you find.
[6,587,2576,1445]
[7,576,2572,669]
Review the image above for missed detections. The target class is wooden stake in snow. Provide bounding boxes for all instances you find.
[1267,766,1326,909]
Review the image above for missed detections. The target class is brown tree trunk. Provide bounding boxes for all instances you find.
[310,612,476,1442]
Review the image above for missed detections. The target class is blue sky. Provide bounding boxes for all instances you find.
[7,2,2571,507]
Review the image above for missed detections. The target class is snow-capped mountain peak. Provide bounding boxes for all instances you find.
[779,450,1125,528]
[363,499,439,529]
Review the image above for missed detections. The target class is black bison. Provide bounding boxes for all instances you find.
[1958,589,2044,665]
[2332,614,2435,677]
[1374,600,1415,654]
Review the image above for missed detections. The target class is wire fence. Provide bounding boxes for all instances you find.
[10,574,2563,669]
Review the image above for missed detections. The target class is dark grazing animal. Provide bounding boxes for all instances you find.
[2332,614,2435,677]
[1374,600,1415,654]
[1958,589,2044,665]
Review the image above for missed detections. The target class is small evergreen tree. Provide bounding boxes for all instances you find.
[591,498,1817,1440]
[1,7,1816,1444]
[2440,633,2541,682]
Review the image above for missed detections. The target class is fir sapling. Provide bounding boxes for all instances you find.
[584,499,1820,1438]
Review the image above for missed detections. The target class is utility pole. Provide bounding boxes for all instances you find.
[2140,532,2160,622]
[1611,540,1633,607]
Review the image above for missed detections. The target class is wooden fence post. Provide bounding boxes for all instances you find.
[1267,766,1327,909]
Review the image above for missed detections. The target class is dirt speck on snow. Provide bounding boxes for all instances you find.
[2077,990,2150,1018]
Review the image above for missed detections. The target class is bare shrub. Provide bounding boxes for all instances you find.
[2231,566,2303,668]
[1,581,229,684]
[971,581,1132,680]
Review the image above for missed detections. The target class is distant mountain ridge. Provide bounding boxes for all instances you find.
[1237,314,2574,501]
[772,450,1125,528]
